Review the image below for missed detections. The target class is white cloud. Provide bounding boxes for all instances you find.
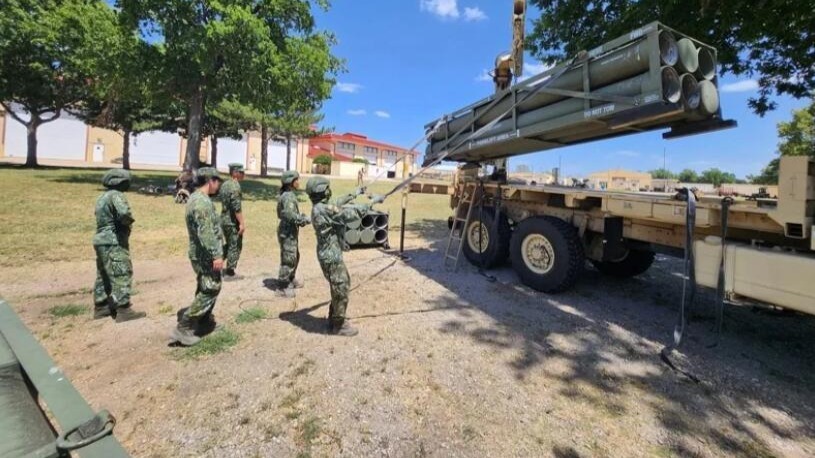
[463,7,487,21]
[720,79,759,93]
[521,61,553,80]
[336,82,363,94]
[420,1,487,22]
[420,0,459,19]
[347,109,367,116]
[375,111,391,119]
[475,69,492,82]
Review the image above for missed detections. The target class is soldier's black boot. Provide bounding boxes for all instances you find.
[327,320,358,337]
[223,268,241,281]
[114,304,146,323]
[93,301,113,320]
[171,316,201,346]
[194,312,222,336]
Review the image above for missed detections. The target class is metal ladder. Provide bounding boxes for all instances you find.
[444,183,482,269]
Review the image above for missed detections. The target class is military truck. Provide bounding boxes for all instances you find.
[424,20,815,315]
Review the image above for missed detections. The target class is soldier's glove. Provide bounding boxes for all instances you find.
[370,194,386,205]
[354,186,367,196]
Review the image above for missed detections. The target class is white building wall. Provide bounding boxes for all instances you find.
[129,132,181,166]
[216,136,247,169]
[4,112,87,160]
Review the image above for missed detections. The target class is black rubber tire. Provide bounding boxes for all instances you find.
[510,216,585,293]
[591,249,655,277]
[462,208,511,269]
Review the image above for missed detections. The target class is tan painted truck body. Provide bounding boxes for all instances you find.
[449,156,815,315]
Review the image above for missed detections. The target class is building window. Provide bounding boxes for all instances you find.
[384,149,397,157]
[364,146,378,153]
[338,141,356,151]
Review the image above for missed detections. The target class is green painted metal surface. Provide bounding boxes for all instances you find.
[0,300,130,458]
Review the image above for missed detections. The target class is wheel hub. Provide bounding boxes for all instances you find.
[521,233,555,274]
[467,222,490,254]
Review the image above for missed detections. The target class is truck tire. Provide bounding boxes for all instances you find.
[510,216,584,293]
[591,249,655,277]
[462,209,511,268]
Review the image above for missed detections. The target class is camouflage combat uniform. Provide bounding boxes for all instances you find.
[185,188,225,320]
[219,175,243,271]
[93,183,134,309]
[277,188,310,286]
[311,190,368,328]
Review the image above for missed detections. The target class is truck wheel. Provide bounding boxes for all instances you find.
[591,249,655,277]
[510,216,584,293]
[462,209,511,268]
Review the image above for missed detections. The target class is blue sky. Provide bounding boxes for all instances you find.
[314,1,809,178]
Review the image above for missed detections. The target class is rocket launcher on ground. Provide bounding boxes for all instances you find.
[422,22,735,166]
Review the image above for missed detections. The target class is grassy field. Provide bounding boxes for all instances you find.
[0,165,451,268]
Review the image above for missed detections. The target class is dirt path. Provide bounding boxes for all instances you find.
[3,225,815,457]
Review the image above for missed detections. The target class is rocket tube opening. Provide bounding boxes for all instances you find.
[661,66,681,103]
[676,38,699,74]
[695,48,716,80]
[680,73,701,110]
[375,214,388,229]
[361,214,375,229]
[375,229,388,244]
[696,80,720,116]
[360,229,375,244]
[659,31,679,66]
[345,230,361,245]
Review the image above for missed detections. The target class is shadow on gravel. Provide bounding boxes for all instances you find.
[403,217,815,456]
[279,301,329,335]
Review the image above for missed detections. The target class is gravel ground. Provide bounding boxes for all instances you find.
[3,220,815,457]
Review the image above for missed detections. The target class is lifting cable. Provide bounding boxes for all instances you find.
[379,52,588,200]
[660,188,701,383]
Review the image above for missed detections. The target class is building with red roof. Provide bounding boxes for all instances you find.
[303,132,417,178]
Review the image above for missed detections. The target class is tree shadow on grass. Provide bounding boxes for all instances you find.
[400,215,815,456]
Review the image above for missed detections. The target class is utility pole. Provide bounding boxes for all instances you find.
[663,147,667,170]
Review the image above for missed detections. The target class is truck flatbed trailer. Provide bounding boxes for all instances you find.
[448,156,815,315]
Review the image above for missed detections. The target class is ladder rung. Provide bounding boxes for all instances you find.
[455,217,468,222]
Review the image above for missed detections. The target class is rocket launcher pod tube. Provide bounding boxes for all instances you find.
[345,230,361,245]
[361,214,375,229]
[676,38,699,74]
[695,47,716,81]
[375,214,389,229]
[375,229,388,244]
[696,80,720,116]
[360,229,375,244]
[680,73,701,110]
[435,41,656,139]
[662,66,681,103]
[659,30,679,66]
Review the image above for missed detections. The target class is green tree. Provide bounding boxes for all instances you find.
[699,168,737,187]
[527,0,815,115]
[72,20,164,170]
[749,100,815,184]
[206,99,258,169]
[0,0,120,167]
[649,168,675,179]
[313,154,332,166]
[119,0,338,171]
[269,110,325,172]
[677,169,699,183]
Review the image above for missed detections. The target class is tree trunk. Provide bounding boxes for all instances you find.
[122,129,131,170]
[184,88,205,171]
[260,124,269,177]
[285,134,292,171]
[25,117,40,168]
[210,135,218,169]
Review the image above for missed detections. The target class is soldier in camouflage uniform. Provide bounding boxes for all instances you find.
[92,169,146,322]
[220,163,246,279]
[305,177,383,336]
[277,171,310,296]
[172,167,225,346]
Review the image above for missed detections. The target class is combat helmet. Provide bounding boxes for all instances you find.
[305,176,331,201]
[102,169,132,188]
[281,170,300,185]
